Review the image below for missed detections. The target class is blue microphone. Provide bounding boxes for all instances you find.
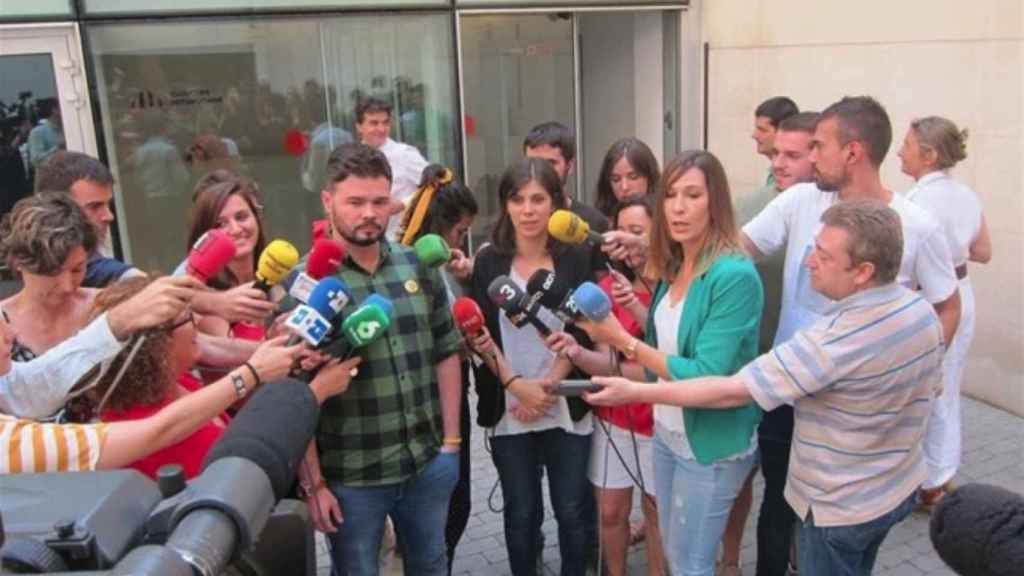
[573,281,612,322]
[284,277,350,346]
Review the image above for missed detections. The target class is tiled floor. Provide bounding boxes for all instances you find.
[314,396,1023,575]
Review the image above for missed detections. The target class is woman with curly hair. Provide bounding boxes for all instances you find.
[93,276,359,479]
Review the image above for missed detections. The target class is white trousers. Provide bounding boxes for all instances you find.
[923,278,975,489]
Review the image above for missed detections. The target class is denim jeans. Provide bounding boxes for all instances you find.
[326,451,460,576]
[798,491,917,576]
[652,433,758,576]
[490,428,591,576]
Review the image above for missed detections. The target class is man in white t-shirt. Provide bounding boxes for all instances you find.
[742,96,961,534]
[354,97,429,239]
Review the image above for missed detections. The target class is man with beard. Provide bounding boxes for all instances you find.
[293,142,464,576]
[740,97,961,574]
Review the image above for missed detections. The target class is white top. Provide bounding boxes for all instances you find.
[652,294,696,458]
[494,270,591,437]
[379,138,429,239]
[1,313,124,419]
[906,171,982,267]
[743,182,958,346]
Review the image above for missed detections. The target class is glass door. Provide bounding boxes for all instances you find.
[458,13,576,245]
[0,24,97,218]
[458,9,681,246]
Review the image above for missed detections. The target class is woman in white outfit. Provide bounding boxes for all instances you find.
[897,116,993,507]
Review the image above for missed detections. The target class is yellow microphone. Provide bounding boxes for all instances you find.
[548,209,604,245]
[254,239,300,293]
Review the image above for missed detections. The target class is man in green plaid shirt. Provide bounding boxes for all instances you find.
[294,143,463,576]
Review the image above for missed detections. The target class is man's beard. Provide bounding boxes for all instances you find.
[814,169,844,192]
[340,223,383,247]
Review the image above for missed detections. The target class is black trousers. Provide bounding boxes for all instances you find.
[756,406,798,576]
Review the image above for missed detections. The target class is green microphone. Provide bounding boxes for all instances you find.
[341,294,393,348]
[413,233,451,268]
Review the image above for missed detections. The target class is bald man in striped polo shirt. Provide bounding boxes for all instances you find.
[585,200,944,576]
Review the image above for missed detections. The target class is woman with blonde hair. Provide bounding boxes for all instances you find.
[898,116,992,507]
[579,150,763,576]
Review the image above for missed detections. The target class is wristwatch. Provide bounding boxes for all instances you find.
[230,371,248,399]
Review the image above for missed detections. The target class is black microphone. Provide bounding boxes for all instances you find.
[486,275,552,337]
[930,483,1024,576]
[525,269,569,311]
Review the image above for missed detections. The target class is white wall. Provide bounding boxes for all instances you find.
[701,0,1024,415]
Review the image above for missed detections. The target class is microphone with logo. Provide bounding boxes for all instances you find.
[548,209,621,272]
[487,275,552,337]
[339,294,393,354]
[289,239,346,304]
[283,277,351,348]
[573,281,613,322]
[413,233,452,268]
[452,296,494,366]
[233,239,301,340]
[186,229,237,283]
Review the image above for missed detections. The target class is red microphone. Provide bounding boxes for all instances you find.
[307,239,346,280]
[186,229,236,283]
[452,297,485,337]
[289,239,346,304]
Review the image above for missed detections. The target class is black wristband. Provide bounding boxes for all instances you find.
[242,361,262,388]
[502,374,522,389]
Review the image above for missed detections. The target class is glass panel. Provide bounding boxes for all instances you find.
[578,11,679,202]
[1,0,71,19]
[459,13,575,246]
[87,14,457,273]
[459,0,682,6]
[0,53,60,220]
[83,0,442,15]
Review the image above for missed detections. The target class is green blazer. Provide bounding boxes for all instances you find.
[645,253,764,465]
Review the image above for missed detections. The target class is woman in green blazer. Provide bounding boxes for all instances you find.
[579,150,763,576]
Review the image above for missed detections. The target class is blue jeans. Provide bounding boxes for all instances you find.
[326,451,459,576]
[798,491,916,576]
[490,428,591,576]
[652,433,757,576]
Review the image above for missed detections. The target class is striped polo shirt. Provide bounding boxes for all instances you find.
[1,415,107,474]
[739,282,943,527]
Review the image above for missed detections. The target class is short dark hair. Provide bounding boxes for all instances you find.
[820,96,892,167]
[523,121,576,162]
[595,137,661,217]
[491,157,567,256]
[755,97,799,128]
[354,96,393,125]
[778,111,820,135]
[324,142,393,189]
[34,151,114,193]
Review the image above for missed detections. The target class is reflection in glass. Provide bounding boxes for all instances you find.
[88,14,457,273]
[0,53,60,220]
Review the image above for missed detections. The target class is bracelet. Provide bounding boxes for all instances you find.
[502,374,522,389]
[443,436,462,445]
[242,361,262,388]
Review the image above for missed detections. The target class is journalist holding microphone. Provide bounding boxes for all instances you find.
[577,150,764,576]
[469,157,597,576]
[291,142,464,576]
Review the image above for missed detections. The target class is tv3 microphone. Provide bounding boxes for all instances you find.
[289,239,346,304]
[284,277,351,347]
[486,275,552,337]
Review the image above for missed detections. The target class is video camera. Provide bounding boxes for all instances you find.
[1,380,320,575]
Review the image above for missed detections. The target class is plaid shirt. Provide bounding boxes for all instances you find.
[285,241,462,486]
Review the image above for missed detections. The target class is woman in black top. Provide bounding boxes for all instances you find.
[469,157,596,576]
